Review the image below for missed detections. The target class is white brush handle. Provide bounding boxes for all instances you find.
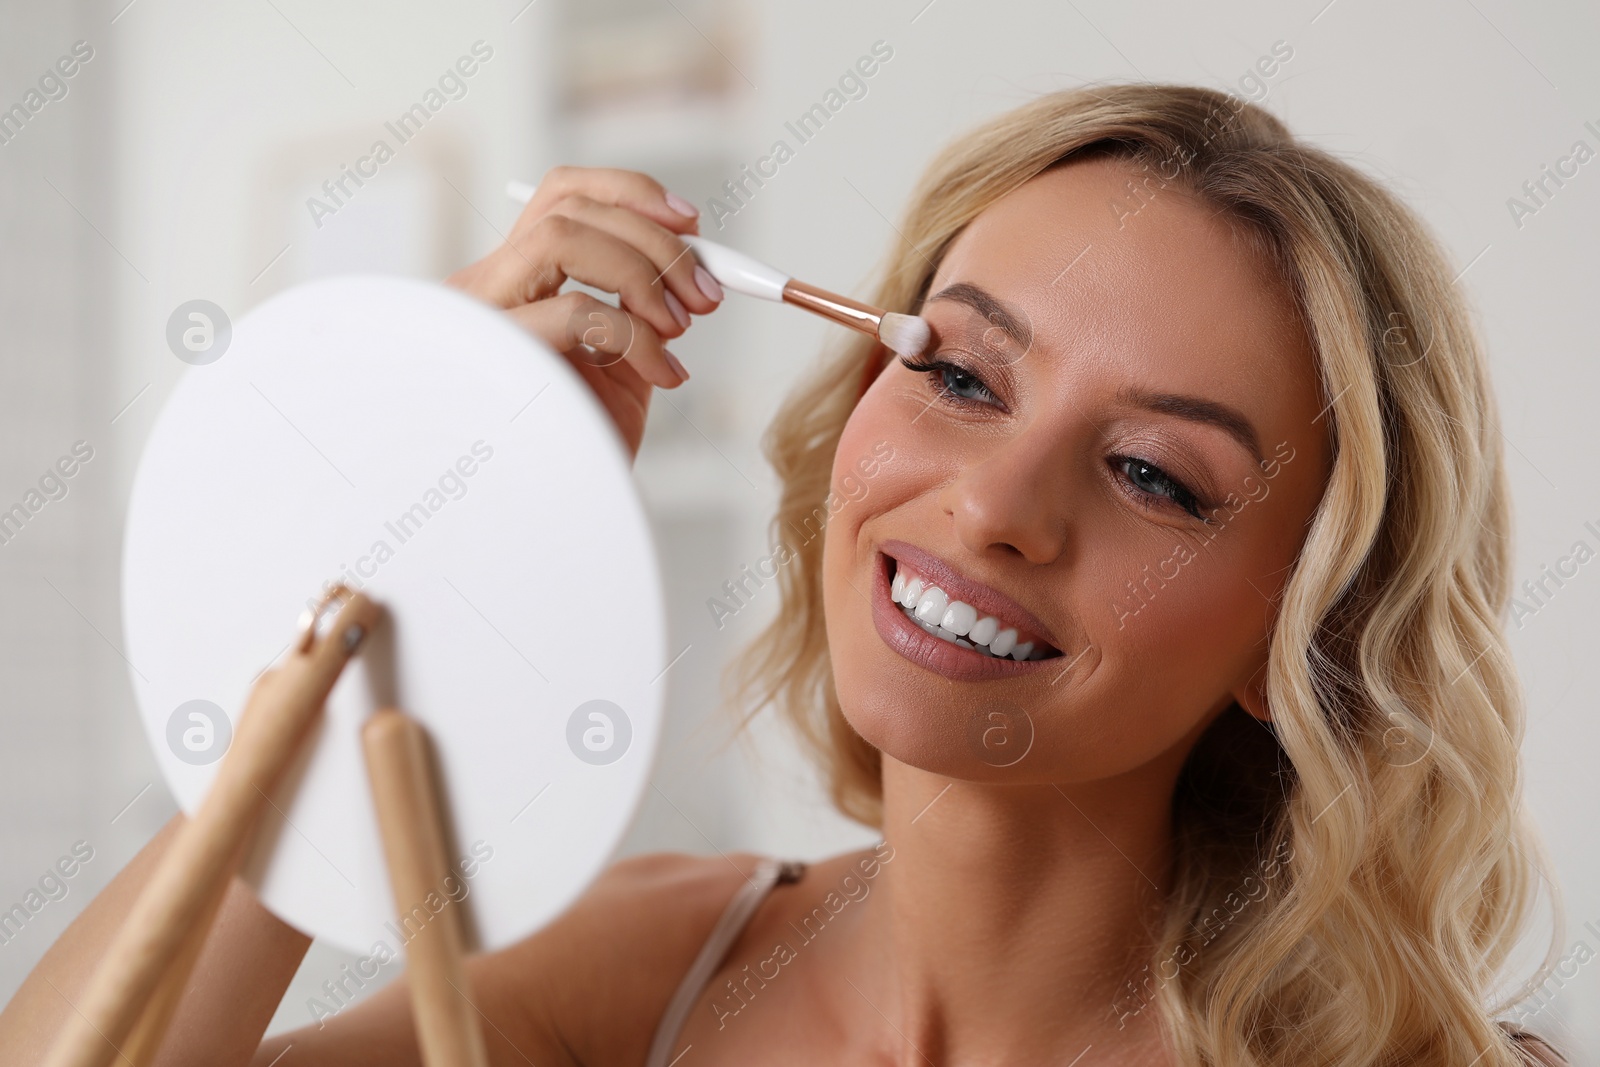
[505,180,790,302]
[678,236,788,301]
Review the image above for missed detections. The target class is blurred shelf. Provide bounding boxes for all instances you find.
[564,95,744,169]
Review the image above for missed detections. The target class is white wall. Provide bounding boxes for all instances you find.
[0,0,120,1014]
[1,0,1595,1054]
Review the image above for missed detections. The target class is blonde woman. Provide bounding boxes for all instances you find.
[0,84,1571,1066]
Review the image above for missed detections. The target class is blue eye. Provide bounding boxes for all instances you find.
[1116,456,1211,522]
[897,355,1212,524]
[899,355,1001,407]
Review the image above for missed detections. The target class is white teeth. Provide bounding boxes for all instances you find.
[888,558,1054,661]
[940,600,976,636]
[914,587,948,624]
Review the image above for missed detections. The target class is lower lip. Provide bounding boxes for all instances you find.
[870,550,1054,682]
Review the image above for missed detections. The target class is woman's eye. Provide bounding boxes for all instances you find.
[1116,456,1211,522]
[896,358,1208,523]
[899,356,1001,407]
[937,363,994,403]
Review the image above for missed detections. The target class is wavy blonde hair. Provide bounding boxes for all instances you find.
[724,84,1567,1065]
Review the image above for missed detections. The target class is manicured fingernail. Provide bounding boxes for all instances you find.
[665,191,699,218]
[665,350,690,382]
[694,265,724,302]
[664,290,690,329]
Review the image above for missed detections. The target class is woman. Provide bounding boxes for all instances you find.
[0,84,1570,1066]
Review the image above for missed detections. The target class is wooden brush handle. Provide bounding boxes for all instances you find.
[43,591,381,1067]
[118,844,239,1064]
[362,708,489,1067]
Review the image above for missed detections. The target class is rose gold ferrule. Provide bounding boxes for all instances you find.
[781,279,886,339]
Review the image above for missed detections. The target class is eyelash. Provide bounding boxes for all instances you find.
[897,354,1214,524]
[899,354,1000,407]
[1113,456,1213,523]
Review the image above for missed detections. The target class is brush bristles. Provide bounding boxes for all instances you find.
[878,313,931,357]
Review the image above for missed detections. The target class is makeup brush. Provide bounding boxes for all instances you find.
[506,180,931,358]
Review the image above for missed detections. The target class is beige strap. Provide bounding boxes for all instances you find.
[641,858,804,1067]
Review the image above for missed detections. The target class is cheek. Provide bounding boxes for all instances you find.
[1092,518,1281,710]
[825,384,925,542]
[821,399,890,616]
[820,393,936,741]
[1014,512,1286,776]
[1107,546,1262,663]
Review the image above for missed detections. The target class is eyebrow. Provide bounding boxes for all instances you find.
[924,282,1032,352]
[1116,384,1263,463]
[925,283,1264,463]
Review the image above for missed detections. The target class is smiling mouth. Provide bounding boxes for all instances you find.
[884,555,1062,661]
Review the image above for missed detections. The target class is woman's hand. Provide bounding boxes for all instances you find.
[444,166,723,459]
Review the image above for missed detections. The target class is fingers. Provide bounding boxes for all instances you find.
[518,165,700,237]
[543,195,722,316]
[442,166,723,365]
[507,292,685,390]
[463,214,688,341]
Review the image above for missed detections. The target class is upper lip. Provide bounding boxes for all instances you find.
[877,538,1064,652]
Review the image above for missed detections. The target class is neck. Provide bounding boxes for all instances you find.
[850,755,1188,1063]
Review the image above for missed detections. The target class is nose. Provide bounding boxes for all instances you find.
[936,423,1072,565]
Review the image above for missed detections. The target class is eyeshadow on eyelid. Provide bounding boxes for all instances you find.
[924,283,1033,352]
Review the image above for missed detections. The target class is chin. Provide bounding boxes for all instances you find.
[822,559,1057,783]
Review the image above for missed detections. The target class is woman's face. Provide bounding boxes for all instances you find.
[823,156,1332,784]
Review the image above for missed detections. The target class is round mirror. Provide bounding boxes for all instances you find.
[122,275,667,955]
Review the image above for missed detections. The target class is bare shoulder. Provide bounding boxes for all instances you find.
[472,849,769,1066]
[653,841,896,1055]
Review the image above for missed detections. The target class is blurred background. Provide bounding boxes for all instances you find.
[2,0,1597,1053]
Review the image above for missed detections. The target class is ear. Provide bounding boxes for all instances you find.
[1234,659,1272,724]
